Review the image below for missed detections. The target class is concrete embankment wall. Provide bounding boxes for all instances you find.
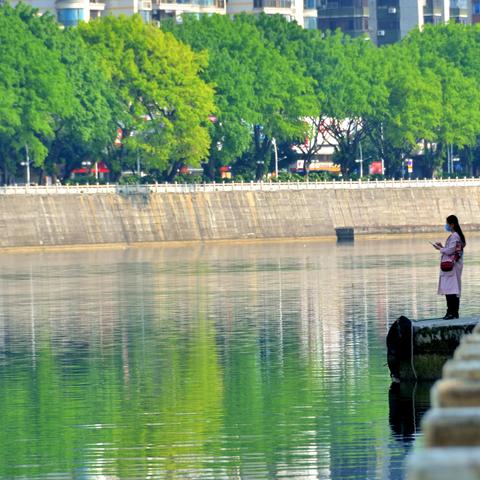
[2,184,480,248]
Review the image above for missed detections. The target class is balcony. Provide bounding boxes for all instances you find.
[450,6,469,16]
[155,0,225,6]
[423,6,442,15]
[254,0,293,8]
[317,6,368,17]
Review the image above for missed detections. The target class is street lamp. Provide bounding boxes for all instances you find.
[355,141,363,178]
[271,137,279,178]
[20,144,31,185]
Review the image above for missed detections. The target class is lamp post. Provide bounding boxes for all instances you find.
[272,137,279,177]
[20,144,31,186]
[355,141,363,178]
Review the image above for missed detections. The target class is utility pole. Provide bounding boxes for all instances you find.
[22,144,31,186]
[356,142,363,178]
[272,137,278,178]
[447,143,450,174]
[380,123,385,175]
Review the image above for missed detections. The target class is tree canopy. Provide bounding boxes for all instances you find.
[165,14,316,179]
[2,6,480,183]
[78,15,215,180]
[0,4,73,181]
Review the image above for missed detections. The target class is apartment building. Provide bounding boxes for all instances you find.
[226,0,318,29]
[152,0,225,23]
[9,0,151,25]
[9,0,318,28]
[318,0,471,44]
[473,0,480,21]
[317,0,371,37]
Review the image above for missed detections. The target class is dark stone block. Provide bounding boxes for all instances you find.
[386,316,479,381]
[335,227,354,242]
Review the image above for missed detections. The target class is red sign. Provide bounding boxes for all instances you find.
[369,161,383,175]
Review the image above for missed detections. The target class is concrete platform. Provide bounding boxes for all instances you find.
[387,316,479,381]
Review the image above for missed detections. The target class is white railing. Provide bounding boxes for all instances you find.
[1,177,480,194]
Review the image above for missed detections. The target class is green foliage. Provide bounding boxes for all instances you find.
[401,24,480,176]
[118,174,143,185]
[363,43,442,176]
[0,4,73,179]
[78,15,215,178]
[14,4,118,180]
[64,175,107,185]
[2,6,480,182]
[174,174,205,184]
[165,14,316,179]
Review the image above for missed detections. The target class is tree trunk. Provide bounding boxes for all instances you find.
[302,155,312,177]
[166,160,183,182]
[206,157,216,181]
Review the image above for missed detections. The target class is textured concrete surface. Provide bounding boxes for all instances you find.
[422,408,480,447]
[454,344,480,361]
[407,448,480,480]
[407,328,480,478]
[444,360,480,381]
[2,185,480,247]
[432,379,480,407]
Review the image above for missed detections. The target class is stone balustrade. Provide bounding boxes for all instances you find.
[406,323,480,479]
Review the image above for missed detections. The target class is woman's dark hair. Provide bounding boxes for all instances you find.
[447,215,466,245]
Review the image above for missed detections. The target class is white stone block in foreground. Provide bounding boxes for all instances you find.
[422,408,480,447]
[407,447,480,480]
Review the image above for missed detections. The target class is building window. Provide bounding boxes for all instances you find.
[139,9,152,22]
[57,8,84,26]
[304,16,317,28]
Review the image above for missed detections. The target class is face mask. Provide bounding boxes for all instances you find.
[445,224,452,232]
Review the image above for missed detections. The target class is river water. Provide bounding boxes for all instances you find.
[1,235,479,479]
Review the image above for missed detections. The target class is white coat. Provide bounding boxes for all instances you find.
[438,231,464,296]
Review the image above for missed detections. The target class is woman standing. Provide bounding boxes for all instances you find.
[433,215,466,319]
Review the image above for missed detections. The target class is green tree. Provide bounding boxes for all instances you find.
[0,3,73,183]
[12,3,118,182]
[404,24,480,177]
[307,32,385,176]
[248,15,323,176]
[79,15,215,181]
[166,14,315,180]
[364,43,442,177]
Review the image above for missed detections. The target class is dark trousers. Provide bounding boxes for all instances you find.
[446,294,460,317]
